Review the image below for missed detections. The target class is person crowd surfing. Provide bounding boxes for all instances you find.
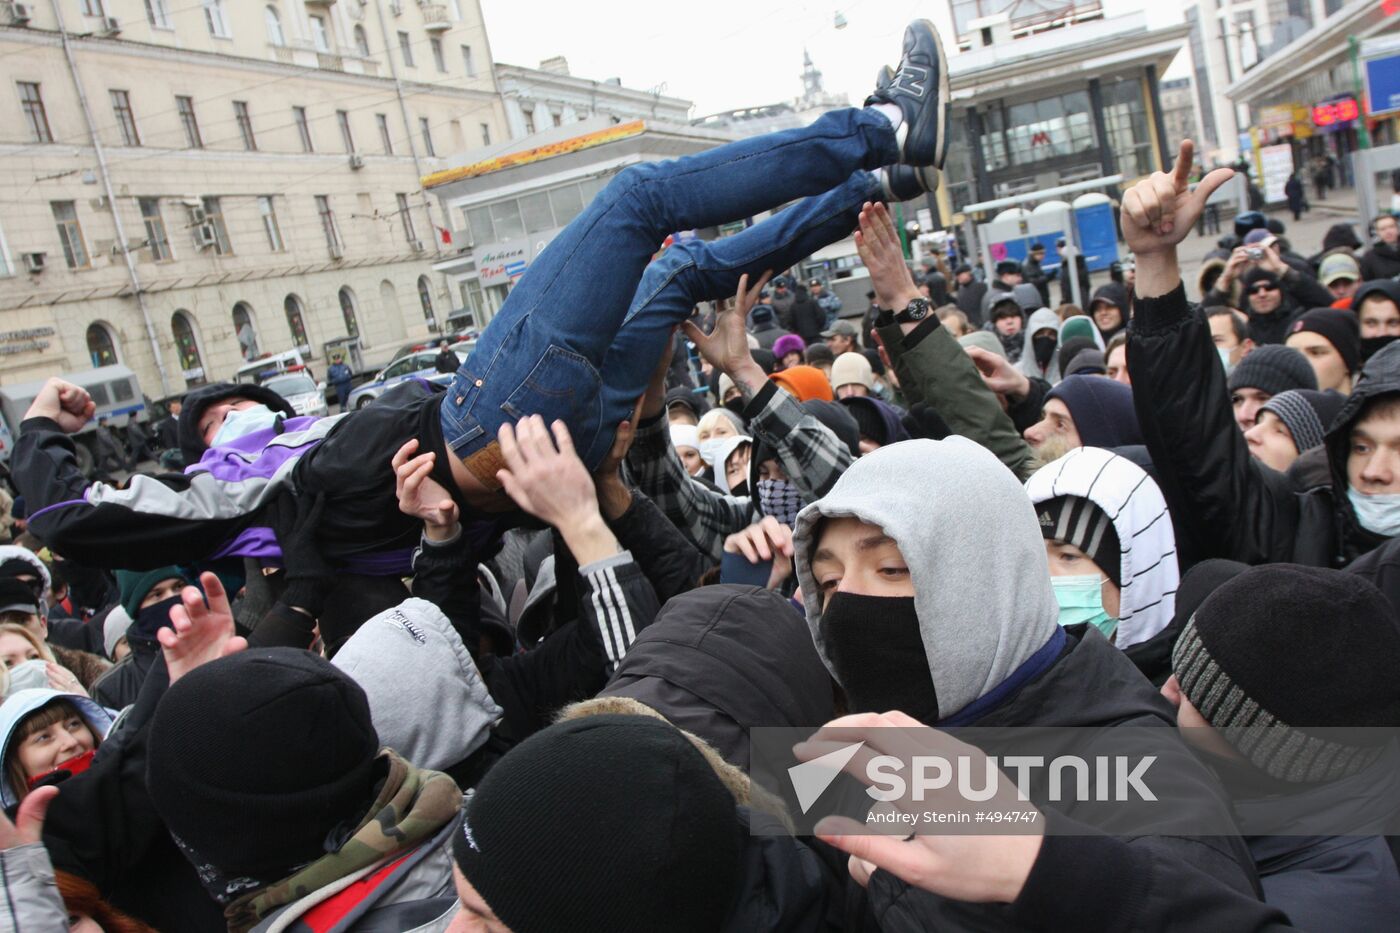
[0,16,1394,932]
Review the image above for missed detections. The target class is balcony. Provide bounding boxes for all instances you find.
[317,51,345,72]
[305,0,336,6]
[420,3,451,31]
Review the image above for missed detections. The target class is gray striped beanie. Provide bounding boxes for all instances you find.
[1258,390,1341,454]
[1036,495,1121,587]
[1171,564,1400,784]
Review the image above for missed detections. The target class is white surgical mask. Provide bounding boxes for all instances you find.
[698,437,727,467]
[1217,346,1233,375]
[211,404,281,446]
[1348,487,1400,537]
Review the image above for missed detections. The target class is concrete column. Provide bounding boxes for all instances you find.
[1088,78,1118,178]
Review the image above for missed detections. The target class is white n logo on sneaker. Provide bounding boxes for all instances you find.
[892,65,929,98]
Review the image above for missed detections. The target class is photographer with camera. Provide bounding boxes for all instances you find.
[1205,237,1333,345]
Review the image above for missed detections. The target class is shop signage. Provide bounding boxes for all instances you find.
[477,242,529,287]
[1312,97,1359,129]
[1363,38,1400,117]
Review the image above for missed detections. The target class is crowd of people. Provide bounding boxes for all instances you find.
[0,18,1395,933]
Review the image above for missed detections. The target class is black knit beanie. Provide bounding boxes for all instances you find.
[147,649,381,877]
[1171,564,1400,783]
[452,715,742,933]
[1228,345,1317,396]
[1036,495,1121,587]
[1289,307,1361,374]
[845,398,888,446]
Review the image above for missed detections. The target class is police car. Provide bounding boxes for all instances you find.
[345,340,475,410]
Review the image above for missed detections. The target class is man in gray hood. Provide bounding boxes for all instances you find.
[789,438,1292,930]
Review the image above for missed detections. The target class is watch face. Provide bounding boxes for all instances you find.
[904,298,930,320]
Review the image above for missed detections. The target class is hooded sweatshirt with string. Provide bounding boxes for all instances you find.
[790,438,1286,932]
[1024,446,1179,649]
[1017,308,1063,384]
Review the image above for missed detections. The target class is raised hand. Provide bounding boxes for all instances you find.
[794,711,1043,904]
[159,572,247,684]
[0,784,58,850]
[593,418,636,522]
[682,271,772,385]
[854,202,920,318]
[1121,140,1233,257]
[964,346,1031,401]
[393,438,460,536]
[722,515,794,589]
[23,378,95,434]
[498,416,620,566]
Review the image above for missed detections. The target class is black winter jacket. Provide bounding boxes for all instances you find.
[1128,284,1400,582]
[1360,241,1400,280]
[863,629,1293,932]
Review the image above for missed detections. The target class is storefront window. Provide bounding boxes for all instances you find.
[1102,78,1153,179]
[86,322,118,367]
[172,311,206,386]
[982,92,1097,172]
[284,294,311,354]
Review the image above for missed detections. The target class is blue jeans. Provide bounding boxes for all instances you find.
[440,107,897,472]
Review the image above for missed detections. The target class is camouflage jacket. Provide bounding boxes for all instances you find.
[226,750,462,933]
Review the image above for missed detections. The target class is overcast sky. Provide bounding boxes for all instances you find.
[477,0,1192,118]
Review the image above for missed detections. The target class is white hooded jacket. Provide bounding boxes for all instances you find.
[1024,446,1179,648]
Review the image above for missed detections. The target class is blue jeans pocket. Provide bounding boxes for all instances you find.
[501,345,603,449]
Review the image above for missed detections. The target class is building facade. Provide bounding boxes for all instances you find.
[937,12,1188,219]
[496,56,691,142]
[1224,0,1400,189]
[0,0,507,398]
[1160,77,1202,150]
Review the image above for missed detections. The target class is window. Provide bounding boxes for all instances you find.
[51,201,89,269]
[418,276,437,331]
[284,295,311,352]
[551,109,561,128]
[293,106,313,152]
[144,0,172,28]
[419,117,436,157]
[480,123,491,146]
[518,191,552,234]
[232,303,259,361]
[176,96,203,148]
[0,216,11,277]
[522,107,535,135]
[353,25,370,57]
[201,197,232,255]
[233,100,256,150]
[18,83,52,144]
[396,193,417,244]
[489,200,524,239]
[139,197,172,262]
[172,312,206,385]
[430,37,446,72]
[316,195,342,254]
[265,5,284,45]
[203,0,230,38]
[86,324,118,367]
[80,0,104,15]
[258,196,284,252]
[337,110,355,153]
[461,45,476,77]
[398,31,414,67]
[548,184,584,227]
[109,90,140,146]
[376,113,393,154]
[1102,79,1152,179]
[309,15,330,53]
[338,287,360,338]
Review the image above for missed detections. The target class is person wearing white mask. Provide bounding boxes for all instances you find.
[695,409,744,469]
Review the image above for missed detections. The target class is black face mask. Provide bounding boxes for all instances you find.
[819,593,938,724]
[1361,334,1400,364]
[1032,335,1057,368]
[729,481,749,499]
[131,594,182,643]
[723,398,747,419]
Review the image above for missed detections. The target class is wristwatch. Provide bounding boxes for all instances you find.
[894,297,932,324]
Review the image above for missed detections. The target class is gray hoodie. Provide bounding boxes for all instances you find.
[1017,307,1062,383]
[792,438,1059,717]
[332,598,503,772]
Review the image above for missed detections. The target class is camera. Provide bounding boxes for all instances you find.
[1246,247,1264,261]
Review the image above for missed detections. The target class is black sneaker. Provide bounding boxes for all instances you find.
[881,164,940,203]
[867,19,949,169]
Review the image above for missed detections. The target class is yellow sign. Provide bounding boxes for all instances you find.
[423,120,648,188]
